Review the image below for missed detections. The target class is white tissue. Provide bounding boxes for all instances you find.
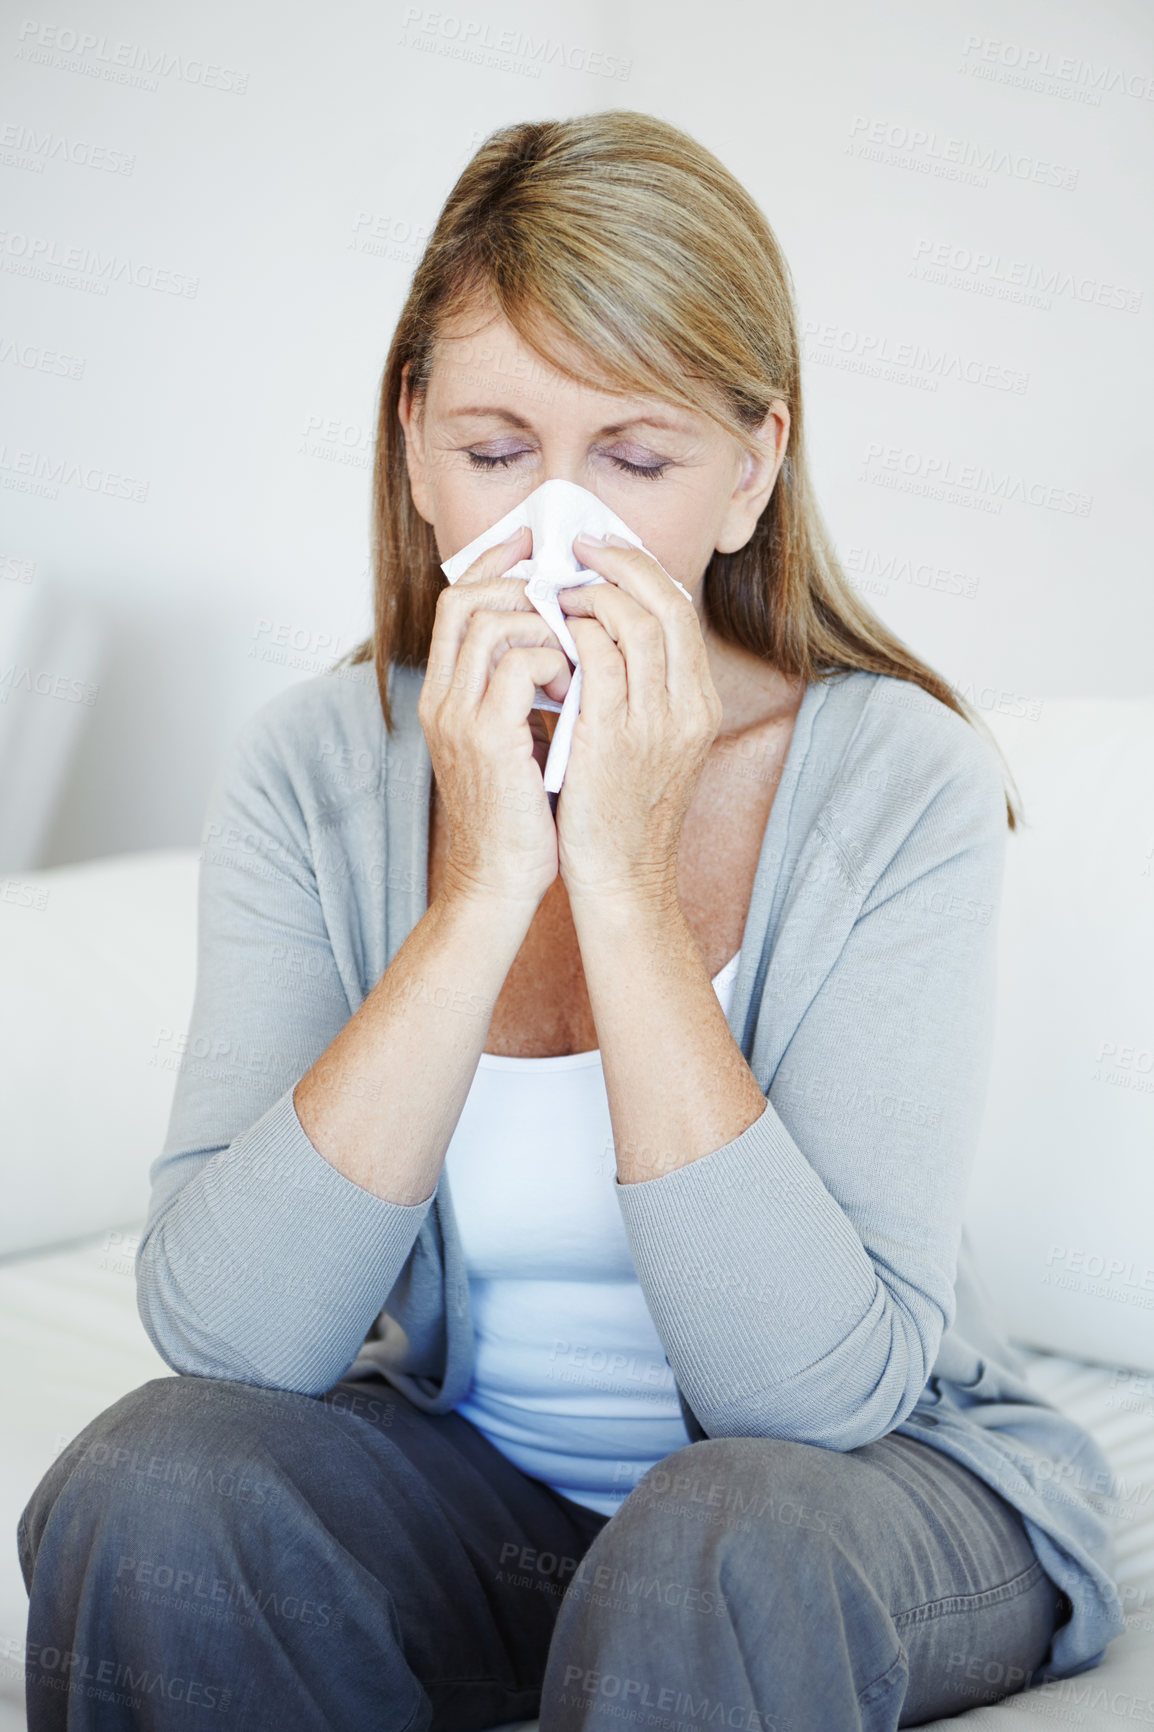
[440,478,686,794]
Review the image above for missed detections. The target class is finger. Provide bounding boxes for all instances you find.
[427,524,554,707]
[564,615,628,729]
[425,598,560,718]
[571,532,695,605]
[567,535,703,703]
[428,522,534,666]
[450,607,572,718]
[484,644,573,734]
[559,580,667,726]
[455,522,533,585]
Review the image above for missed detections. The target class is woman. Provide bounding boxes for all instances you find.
[20,111,1124,1731]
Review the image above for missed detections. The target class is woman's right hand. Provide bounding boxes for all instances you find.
[418,523,573,912]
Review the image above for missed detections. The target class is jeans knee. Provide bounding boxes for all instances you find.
[23,1376,317,1580]
[21,1379,428,1731]
[633,1434,801,1511]
[611,1435,851,1564]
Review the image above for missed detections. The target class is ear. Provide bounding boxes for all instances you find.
[714,399,790,556]
[397,363,433,523]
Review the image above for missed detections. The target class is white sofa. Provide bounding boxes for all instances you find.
[1,693,1152,1731]
[0,575,103,878]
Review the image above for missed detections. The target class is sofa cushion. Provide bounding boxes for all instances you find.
[0,849,198,1257]
[0,576,103,875]
[962,698,1154,1377]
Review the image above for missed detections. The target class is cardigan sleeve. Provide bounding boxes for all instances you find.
[612,719,1009,1451]
[135,709,433,1395]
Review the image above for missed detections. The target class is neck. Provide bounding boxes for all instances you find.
[700,614,805,737]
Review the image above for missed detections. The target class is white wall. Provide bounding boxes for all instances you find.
[2,0,1150,868]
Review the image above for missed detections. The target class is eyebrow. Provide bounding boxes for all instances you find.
[443,405,692,436]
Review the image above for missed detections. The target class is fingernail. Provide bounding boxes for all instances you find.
[576,530,630,547]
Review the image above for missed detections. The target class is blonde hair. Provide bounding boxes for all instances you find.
[336,110,1022,829]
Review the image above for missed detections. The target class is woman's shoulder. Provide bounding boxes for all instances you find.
[804,667,1007,839]
[210,660,416,823]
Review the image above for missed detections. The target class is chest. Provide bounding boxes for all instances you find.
[426,716,796,1057]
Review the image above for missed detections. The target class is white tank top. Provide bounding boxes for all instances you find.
[444,950,742,1517]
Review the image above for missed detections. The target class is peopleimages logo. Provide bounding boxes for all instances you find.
[960,34,1154,104]
[845,545,979,601]
[0,231,198,298]
[910,239,1142,315]
[14,19,249,93]
[0,444,148,503]
[0,122,135,175]
[859,443,1092,517]
[0,334,85,379]
[803,319,1028,395]
[397,7,632,80]
[847,117,1079,190]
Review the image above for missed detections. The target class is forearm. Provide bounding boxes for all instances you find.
[567,886,766,1184]
[139,880,538,1390]
[570,888,953,1445]
[294,882,537,1204]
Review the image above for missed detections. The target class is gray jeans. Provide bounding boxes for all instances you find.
[18,1374,1066,1730]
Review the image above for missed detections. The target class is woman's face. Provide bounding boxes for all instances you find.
[398,300,789,603]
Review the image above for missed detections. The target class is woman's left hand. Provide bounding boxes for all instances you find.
[554,532,723,905]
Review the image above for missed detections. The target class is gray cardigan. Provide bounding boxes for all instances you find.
[138,657,1126,1682]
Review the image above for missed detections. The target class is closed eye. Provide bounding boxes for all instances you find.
[465,450,671,480]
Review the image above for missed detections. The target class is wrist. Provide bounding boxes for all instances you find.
[565,877,683,935]
[564,868,680,920]
[436,866,545,927]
